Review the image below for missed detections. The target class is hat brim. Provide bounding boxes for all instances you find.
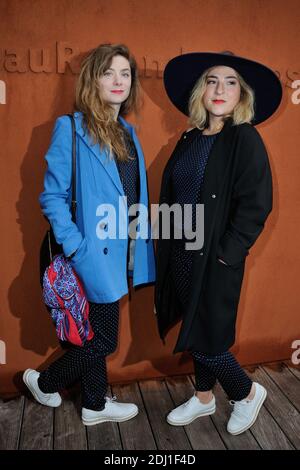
[163,52,282,125]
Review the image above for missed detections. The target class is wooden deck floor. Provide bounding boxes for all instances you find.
[1,362,299,450]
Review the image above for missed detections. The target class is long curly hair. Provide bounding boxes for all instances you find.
[75,43,141,161]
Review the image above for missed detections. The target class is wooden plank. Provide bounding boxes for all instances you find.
[165,376,226,450]
[112,382,156,450]
[0,397,24,450]
[19,397,53,449]
[87,419,122,451]
[262,364,300,412]
[285,361,300,381]
[87,386,122,451]
[250,367,300,449]
[4,364,299,451]
[246,403,293,450]
[241,368,294,450]
[139,379,192,450]
[54,395,87,450]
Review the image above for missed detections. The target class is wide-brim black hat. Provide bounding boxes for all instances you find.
[164,52,282,125]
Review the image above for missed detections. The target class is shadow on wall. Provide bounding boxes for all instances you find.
[140,69,187,202]
[8,65,81,393]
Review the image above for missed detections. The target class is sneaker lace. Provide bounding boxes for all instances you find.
[229,399,251,419]
[105,395,117,404]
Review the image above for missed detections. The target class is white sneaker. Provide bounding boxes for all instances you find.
[82,396,138,426]
[227,382,267,435]
[167,393,216,426]
[23,368,62,407]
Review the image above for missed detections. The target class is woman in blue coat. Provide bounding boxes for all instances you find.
[23,43,155,426]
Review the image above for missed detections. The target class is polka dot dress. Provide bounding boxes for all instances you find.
[170,128,217,307]
[171,128,217,234]
[170,128,252,401]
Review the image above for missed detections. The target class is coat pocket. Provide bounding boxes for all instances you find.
[216,257,244,270]
[213,257,245,309]
[70,237,88,264]
[201,256,245,316]
[217,232,249,267]
[70,237,96,296]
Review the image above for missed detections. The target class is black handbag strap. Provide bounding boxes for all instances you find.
[66,114,77,222]
[44,114,77,266]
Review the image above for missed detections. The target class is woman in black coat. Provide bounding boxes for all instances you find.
[155,52,282,435]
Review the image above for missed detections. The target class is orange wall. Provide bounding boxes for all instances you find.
[1,0,300,397]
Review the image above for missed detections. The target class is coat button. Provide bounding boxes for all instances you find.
[211,194,217,198]
[199,252,203,256]
[103,247,108,255]
[183,135,187,139]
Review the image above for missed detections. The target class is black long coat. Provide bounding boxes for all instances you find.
[154,119,273,354]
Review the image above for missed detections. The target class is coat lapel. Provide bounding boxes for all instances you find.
[201,119,236,202]
[74,112,124,195]
[200,119,238,247]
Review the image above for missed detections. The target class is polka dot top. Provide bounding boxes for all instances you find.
[170,128,218,232]
[115,127,140,209]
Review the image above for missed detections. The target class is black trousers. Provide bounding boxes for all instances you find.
[170,241,252,401]
[191,350,252,401]
[38,301,119,410]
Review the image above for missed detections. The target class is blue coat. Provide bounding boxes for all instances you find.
[40,112,156,303]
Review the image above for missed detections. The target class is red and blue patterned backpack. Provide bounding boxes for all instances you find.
[42,254,94,346]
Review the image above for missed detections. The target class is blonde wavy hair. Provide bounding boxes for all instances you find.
[188,66,255,129]
[75,43,141,161]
